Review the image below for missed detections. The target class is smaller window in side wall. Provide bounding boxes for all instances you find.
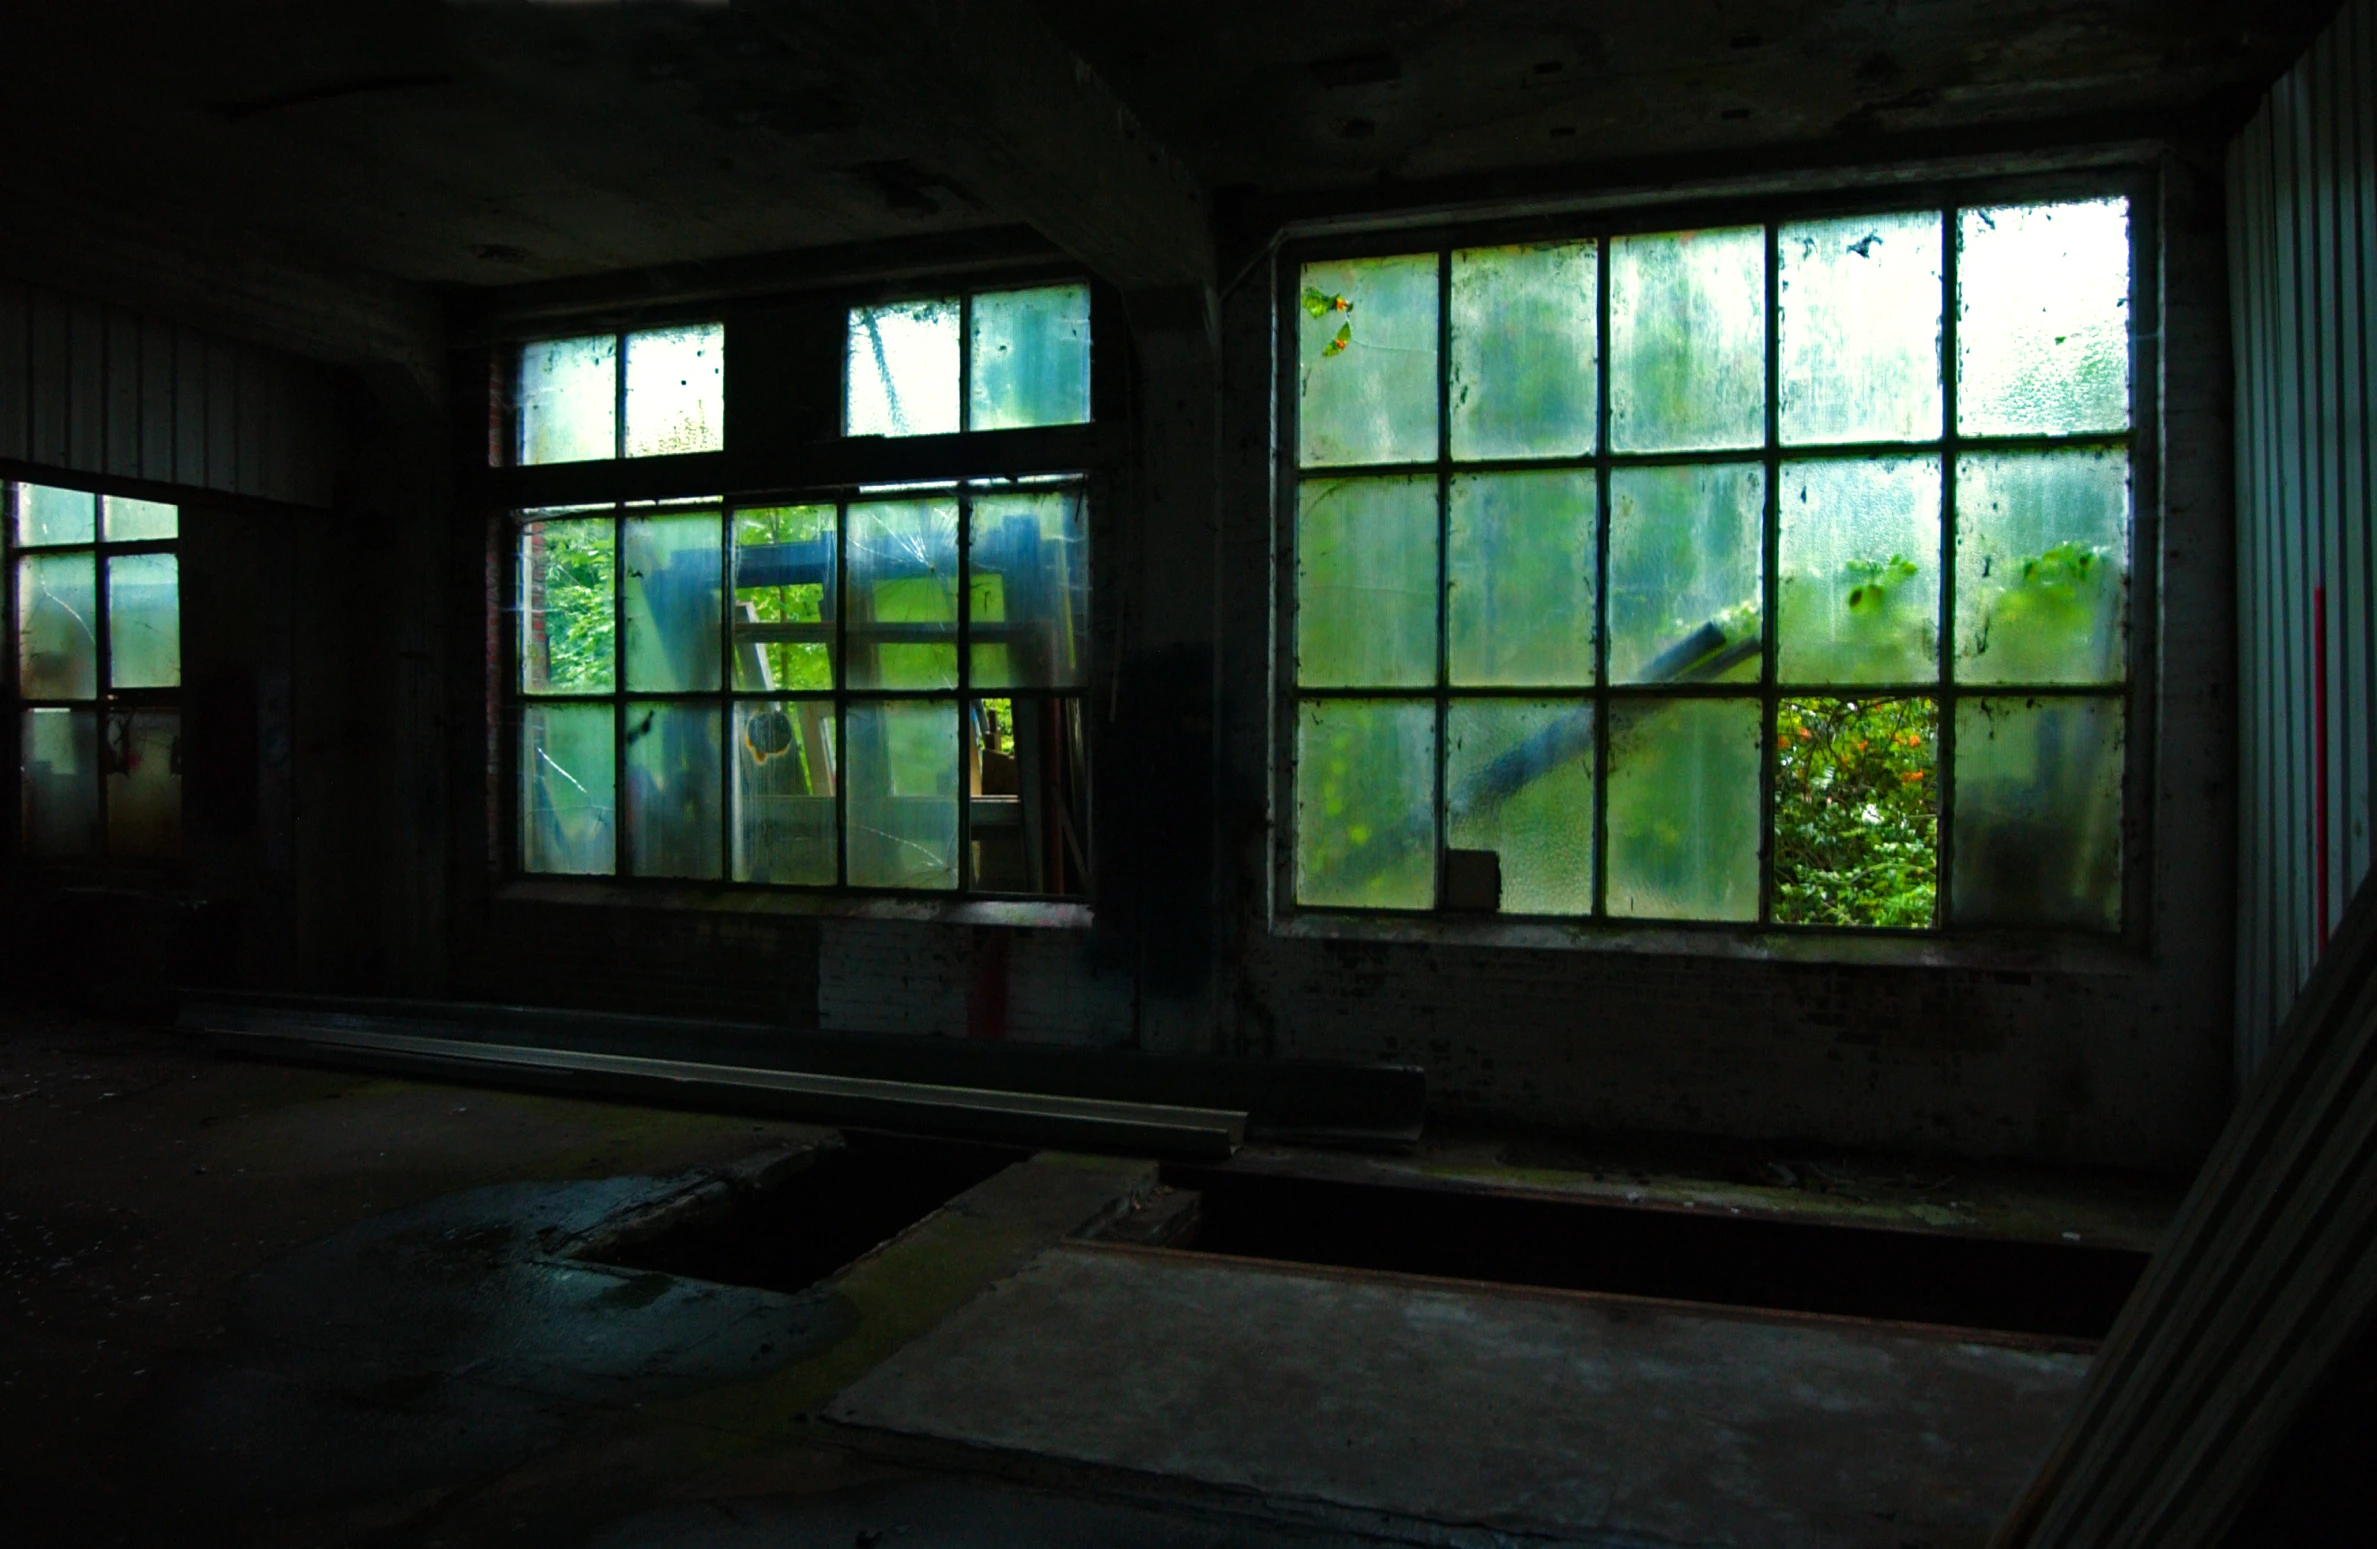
[8,481,184,860]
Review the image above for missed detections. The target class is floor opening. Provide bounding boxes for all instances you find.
[1128,1165,2149,1340]
[584,1131,1023,1295]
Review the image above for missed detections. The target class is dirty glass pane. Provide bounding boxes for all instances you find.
[624,701,722,879]
[20,708,98,856]
[102,495,178,542]
[520,702,615,875]
[970,284,1092,431]
[105,709,181,859]
[733,505,835,692]
[1777,457,1941,685]
[1609,227,1765,453]
[1953,697,2123,929]
[1297,254,1440,469]
[1296,476,1437,689]
[847,699,958,890]
[15,554,97,700]
[1450,241,1596,460]
[970,696,1089,895]
[107,553,180,689]
[15,483,95,546]
[1954,451,2130,685]
[1958,199,2131,436]
[622,511,721,692]
[846,298,960,437]
[1774,697,1937,928]
[1295,699,1434,909]
[1608,463,1765,685]
[847,498,959,690]
[1605,697,1761,921]
[1447,470,1596,687]
[519,334,617,464]
[972,487,1088,689]
[1447,699,1595,915]
[519,517,615,694]
[733,700,837,885]
[1779,213,1943,445]
[623,324,724,458]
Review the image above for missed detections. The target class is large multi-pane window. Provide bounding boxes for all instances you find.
[1285,195,2135,931]
[508,282,1093,896]
[9,481,182,859]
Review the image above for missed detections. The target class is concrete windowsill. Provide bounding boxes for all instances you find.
[492,876,1094,931]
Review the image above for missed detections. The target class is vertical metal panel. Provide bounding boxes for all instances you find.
[104,304,140,479]
[173,324,209,487]
[0,278,27,464]
[2233,0,2377,1079]
[138,315,175,483]
[28,287,68,469]
[66,295,104,473]
[205,337,237,493]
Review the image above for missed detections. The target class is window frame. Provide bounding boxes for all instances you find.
[482,270,1119,907]
[1268,167,2162,951]
[3,470,186,869]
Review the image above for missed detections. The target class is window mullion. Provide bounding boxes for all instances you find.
[1593,236,1613,921]
[1938,205,1962,929]
[1759,223,1783,928]
[1434,249,1452,909]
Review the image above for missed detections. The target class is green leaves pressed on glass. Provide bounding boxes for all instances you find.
[1297,255,1439,468]
[1773,698,1938,928]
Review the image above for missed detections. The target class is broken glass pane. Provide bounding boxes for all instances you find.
[1450,241,1596,460]
[733,700,837,885]
[1296,476,1437,689]
[970,284,1092,431]
[103,496,177,543]
[20,708,98,856]
[1958,199,2131,436]
[520,702,615,875]
[1447,470,1596,686]
[1297,254,1440,469]
[1295,699,1434,909]
[846,298,961,437]
[1773,697,1937,928]
[1608,462,1765,685]
[625,701,722,879]
[971,487,1088,689]
[1953,696,2123,929]
[1777,457,1941,685]
[15,483,94,546]
[15,554,97,700]
[1954,450,2130,685]
[1779,213,1943,445]
[1609,227,1765,453]
[623,511,722,693]
[733,505,836,692]
[847,498,959,690]
[1605,697,1761,921]
[624,325,724,458]
[107,553,180,689]
[970,696,1089,895]
[105,709,181,859]
[519,334,617,465]
[519,517,616,694]
[1446,698,1595,915]
[847,699,958,890]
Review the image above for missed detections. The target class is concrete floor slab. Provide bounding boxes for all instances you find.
[828,1246,2090,1549]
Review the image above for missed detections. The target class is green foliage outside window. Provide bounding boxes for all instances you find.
[1774,698,1937,928]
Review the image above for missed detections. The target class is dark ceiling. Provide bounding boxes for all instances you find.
[0,2,2340,303]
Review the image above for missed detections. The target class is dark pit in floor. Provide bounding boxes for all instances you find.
[1139,1164,2151,1341]
[587,1131,1023,1294]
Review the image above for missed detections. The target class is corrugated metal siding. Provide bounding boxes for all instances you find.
[2232,0,2377,1079]
[0,273,339,508]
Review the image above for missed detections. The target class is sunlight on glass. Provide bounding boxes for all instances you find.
[106,553,180,689]
[14,483,94,546]
[518,518,616,693]
[1958,199,2131,436]
[14,554,97,699]
[733,506,835,692]
[734,701,837,885]
[20,709,98,856]
[625,701,722,879]
[970,285,1091,431]
[1450,242,1596,459]
[847,498,959,689]
[1777,457,1941,685]
[1608,463,1764,685]
[519,335,617,464]
[521,703,615,875]
[972,487,1089,689]
[1295,699,1435,909]
[1296,476,1438,688]
[1779,213,1942,445]
[847,699,958,889]
[846,298,961,437]
[1606,698,1762,920]
[1955,451,2129,685]
[1953,696,2123,929]
[1297,254,1440,468]
[1773,697,1937,928]
[1610,227,1765,453]
[1447,470,1596,686]
[624,325,724,457]
[1446,698,1595,914]
[103,496,178,543]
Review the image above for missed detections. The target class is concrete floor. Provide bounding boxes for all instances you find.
[0,1011,2159,1547]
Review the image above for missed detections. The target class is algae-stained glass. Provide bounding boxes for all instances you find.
[1286,191,2137,932]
